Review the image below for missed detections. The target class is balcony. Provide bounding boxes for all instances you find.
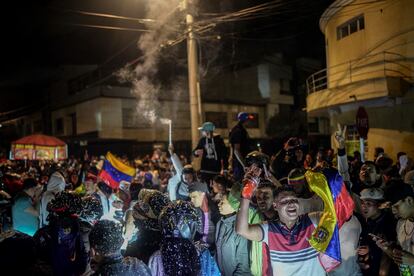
[306,51,414,113]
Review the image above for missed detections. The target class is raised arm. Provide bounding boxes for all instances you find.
[236,198,263,241]
[169,144,183,176]
[334,123,350,182]
[236,174,264,242]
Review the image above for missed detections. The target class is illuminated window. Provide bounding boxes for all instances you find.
[337,15,364,40]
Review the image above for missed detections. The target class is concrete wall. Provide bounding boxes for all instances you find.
[51,96,266,143]
[308,0,414,158]
[323,0,414,70]
[327,90,414,160]
[203,102,265,139]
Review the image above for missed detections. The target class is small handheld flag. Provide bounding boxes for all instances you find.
[98,152,135,189]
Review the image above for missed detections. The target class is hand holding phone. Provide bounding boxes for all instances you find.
[369,233,393,253]
[368,233,384,241]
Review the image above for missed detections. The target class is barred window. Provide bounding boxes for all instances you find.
[337,15,364,40]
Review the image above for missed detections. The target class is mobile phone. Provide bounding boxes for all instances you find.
[368,233,386,242]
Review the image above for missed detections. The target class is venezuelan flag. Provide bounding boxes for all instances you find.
[98,152,135,189]
[305,168,354,272]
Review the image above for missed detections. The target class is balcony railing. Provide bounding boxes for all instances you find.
[306,51,414,94]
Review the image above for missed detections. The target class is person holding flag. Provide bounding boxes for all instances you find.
[236,159,356,275]
[95,152,135,221]
[98,152,135,190]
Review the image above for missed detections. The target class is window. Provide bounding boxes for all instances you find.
[358,16,365,30]
[349,20,358,34]
[337,15,365,40]
[205,112,227,129]
[55,118,64,135]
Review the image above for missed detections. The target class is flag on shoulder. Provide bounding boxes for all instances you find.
[305,168,354,272]
[98,152,135,189]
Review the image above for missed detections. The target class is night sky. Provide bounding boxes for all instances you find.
[0,0,333,113]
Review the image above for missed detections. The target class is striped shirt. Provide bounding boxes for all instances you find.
[260,214,325,276]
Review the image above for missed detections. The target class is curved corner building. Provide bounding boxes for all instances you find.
[306,0,414,160]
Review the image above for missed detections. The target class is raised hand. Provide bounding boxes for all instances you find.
[334,123,347,149]
[241,165,262,200]
[283,137,299,151]
[168,144,174,155]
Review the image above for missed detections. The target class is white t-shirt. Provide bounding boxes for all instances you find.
[397,219,414,273]
[328,216,362,276]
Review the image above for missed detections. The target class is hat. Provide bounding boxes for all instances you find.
[384,181,414,204]
[46,191,83,221]
[134,189,170,220]
[360,188,384,201]
[89,220,123,255]
[237,112,253,122]
[79,196,103,225]
[159,200,200,239]
[198,122,215,132]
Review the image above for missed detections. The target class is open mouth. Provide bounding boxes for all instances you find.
[287,208,297,215]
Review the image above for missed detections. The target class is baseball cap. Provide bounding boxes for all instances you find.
[360,188,384,201]
[237,112,253,122]
[198,122,215,132]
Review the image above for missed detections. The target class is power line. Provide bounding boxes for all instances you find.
[61,9,157,24]
[66,23,153,33]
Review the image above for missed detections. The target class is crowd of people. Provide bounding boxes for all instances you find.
[0,113,413,276]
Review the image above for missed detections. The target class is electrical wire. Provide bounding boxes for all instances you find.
[195,0,303,26]
[83,32,188,89]
[100,37,140,67]
[320,0,392,19]
[67,9,156,24]
[66,23,152,33]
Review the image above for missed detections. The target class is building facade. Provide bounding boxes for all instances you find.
[2,58,295,157]
[306,0,414,160]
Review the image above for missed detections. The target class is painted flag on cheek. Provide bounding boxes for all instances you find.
[98,152,135,189]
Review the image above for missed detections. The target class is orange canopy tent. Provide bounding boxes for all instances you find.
[10,134,68,160]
